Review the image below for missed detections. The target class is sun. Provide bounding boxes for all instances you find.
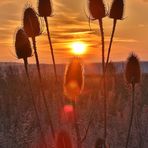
[71,42,86,55]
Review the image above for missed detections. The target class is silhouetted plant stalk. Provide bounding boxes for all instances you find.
[105,0,124,70]
[15,28,48,148]
[23,7,55,140]
[88,0,107,143]
[125,54,141,148]
[38,0,57,81]
[64,58,84,148]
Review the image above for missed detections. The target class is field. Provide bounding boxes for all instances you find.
[0,64,148,148]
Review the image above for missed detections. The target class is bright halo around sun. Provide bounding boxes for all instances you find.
[71,42,86,55]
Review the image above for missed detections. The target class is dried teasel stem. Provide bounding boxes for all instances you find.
[44,16,57,82]
[125,83,135,148]
[98,18,107,142]
[23,58,48,148]
[105,19,117,71]
[98,19,105,73]
[32,37,55,139]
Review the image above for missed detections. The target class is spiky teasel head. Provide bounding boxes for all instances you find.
[125,53,141,85]
[23,7,41,37]
[110,0,124,20]
[15,28,32,59]
[64,58,84,100]
[88,0,106,20]
[38,0,52,17]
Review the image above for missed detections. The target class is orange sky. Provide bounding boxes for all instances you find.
[0,0,148,64]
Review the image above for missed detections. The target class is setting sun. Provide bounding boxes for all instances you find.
[71,42,86,55]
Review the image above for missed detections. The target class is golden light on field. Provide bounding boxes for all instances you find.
[71,42,86,55]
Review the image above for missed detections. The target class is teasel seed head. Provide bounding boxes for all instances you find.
[88,0,106,20]
[125,53,141,85]
[64,58,84,99]
[23,7,41,37]
[15,28,32,59]
[110,0,124,20]
[38,0,52,17]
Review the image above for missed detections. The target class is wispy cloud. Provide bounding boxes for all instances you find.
[0,0,148,63]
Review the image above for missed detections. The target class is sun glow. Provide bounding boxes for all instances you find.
[71,42,86,55]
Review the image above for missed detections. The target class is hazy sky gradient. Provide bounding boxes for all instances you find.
[0,0,148,63]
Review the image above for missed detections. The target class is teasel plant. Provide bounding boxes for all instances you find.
[125,53,141,148]
[88,0,106,72]
[15,28,48,148]
[88,0,107,142]
[64,58,84,148]
[23,6,55,140]
[38,0,57,81]
[105,0,124,70]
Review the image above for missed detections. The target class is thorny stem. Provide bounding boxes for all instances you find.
[44,16,57,82]
[98,19,107,144]
[73,99,82,148]
[105,19,117,71]
[23,58,48,148]
[125,83,135,148]
[32,37,55,140]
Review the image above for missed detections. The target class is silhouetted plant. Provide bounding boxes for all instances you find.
[15,29,32,60]
[88,0,107,142]
[105,0,124,69]
[56,130,72,148]
[38,0,57,81]
[88,0,106,72]
[23,7,41,38]
[23,7,55,140]
[64,58,84,148]
[15,28,48,148]
[125,53,141,148]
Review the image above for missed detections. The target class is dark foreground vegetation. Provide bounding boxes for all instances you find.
[0,64,148,148]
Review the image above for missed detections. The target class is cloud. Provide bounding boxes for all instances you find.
[0,0,148,63]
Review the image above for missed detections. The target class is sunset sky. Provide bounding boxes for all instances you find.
[0,0,148,64]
